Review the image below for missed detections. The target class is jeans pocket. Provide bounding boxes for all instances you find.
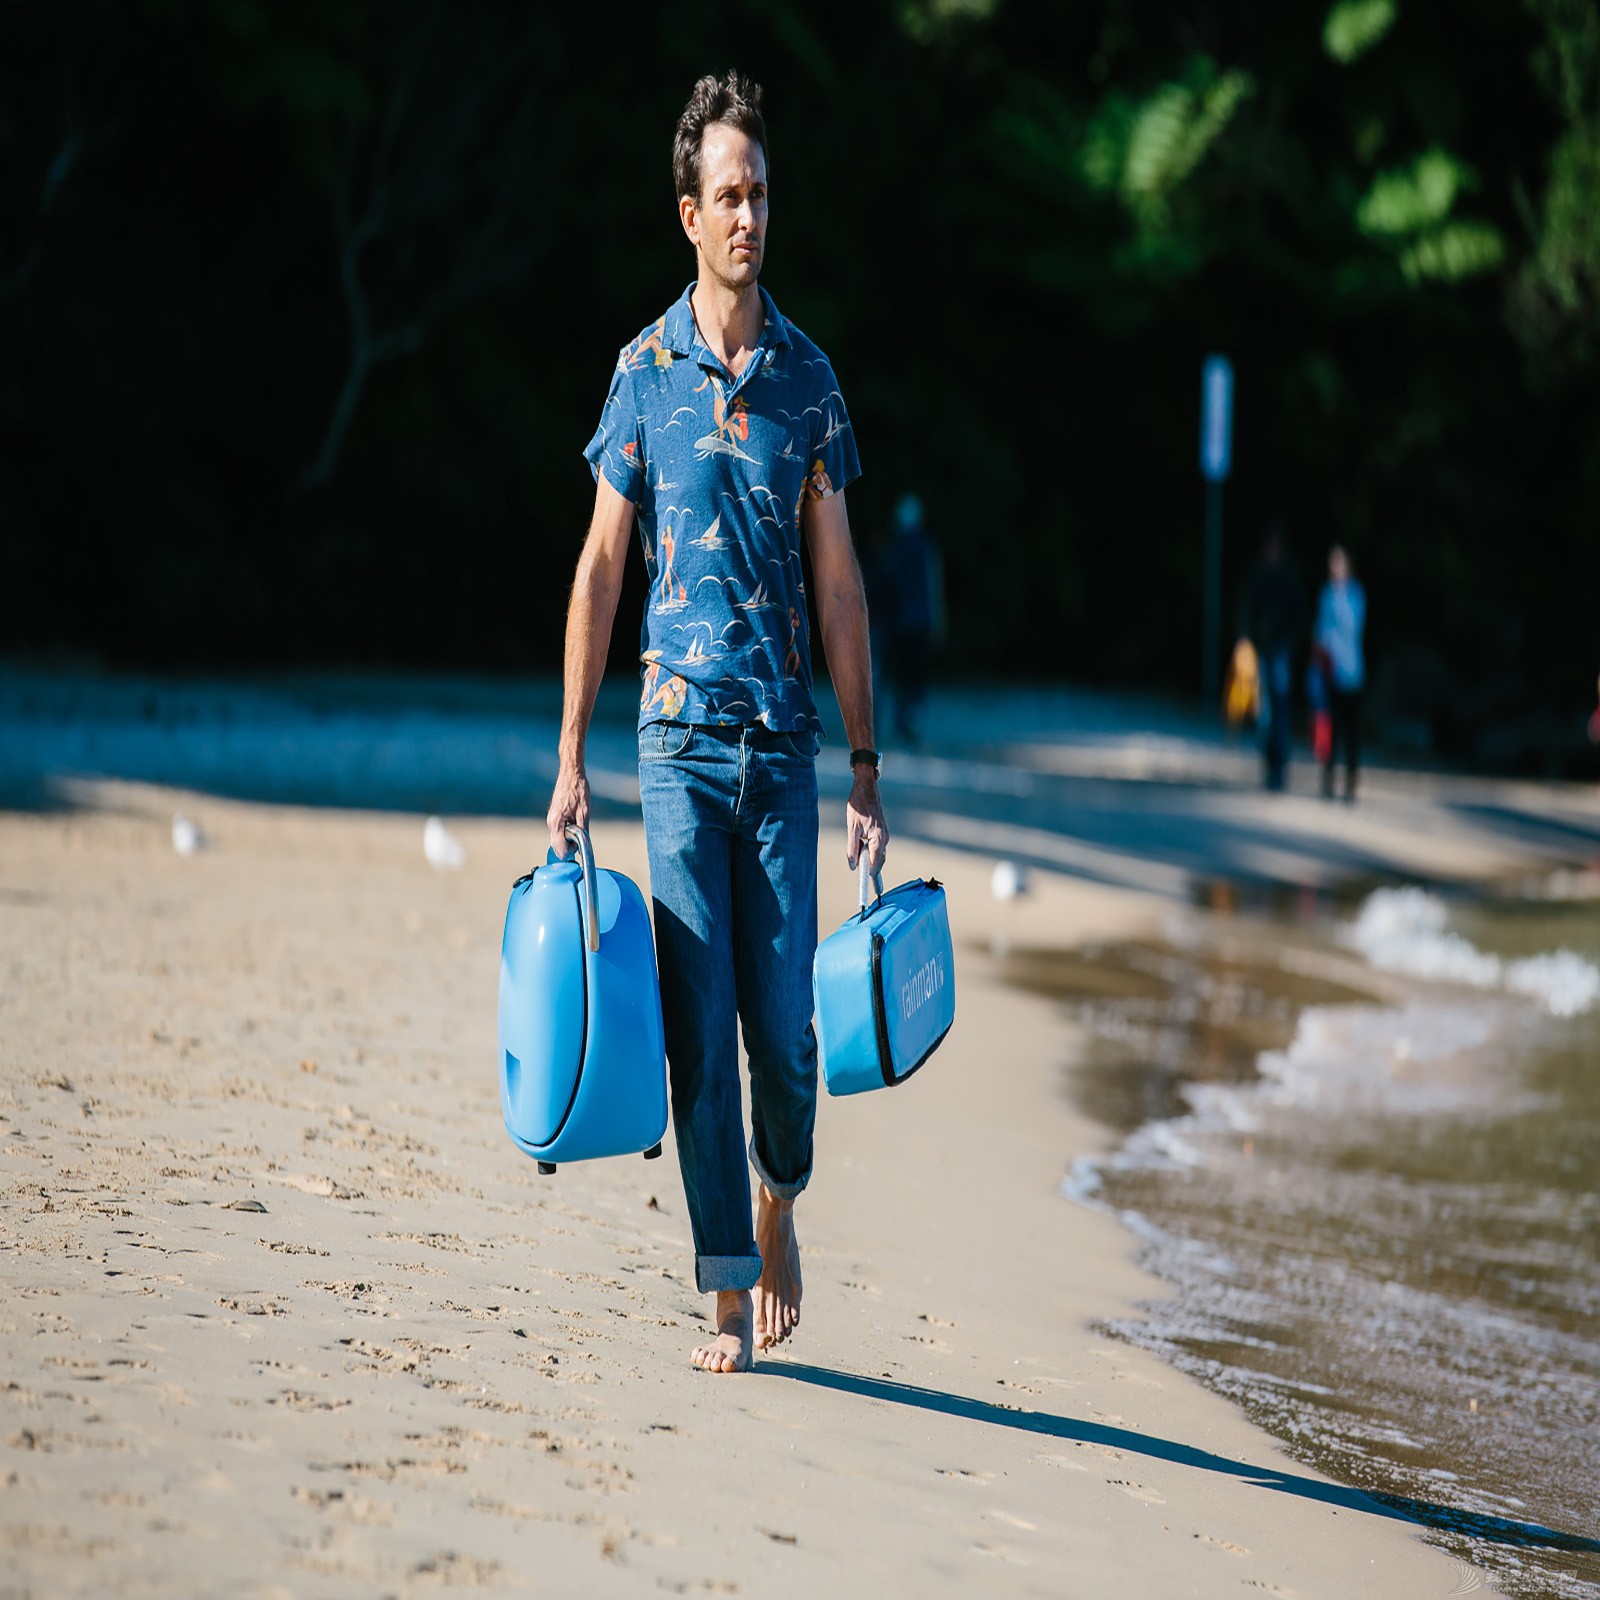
[640,722,695,762]
[777,729,819,761]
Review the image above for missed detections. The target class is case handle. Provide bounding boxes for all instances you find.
[857,854,885,918]
[566,824,602,954]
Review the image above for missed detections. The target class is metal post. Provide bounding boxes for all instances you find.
[1203,478,1223,712]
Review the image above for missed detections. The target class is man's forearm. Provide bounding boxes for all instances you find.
[558,552,624,768]
[818,570,876,752]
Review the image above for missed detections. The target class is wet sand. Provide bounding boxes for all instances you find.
[1011,908,1600,1600]
[0,781,1475,1597]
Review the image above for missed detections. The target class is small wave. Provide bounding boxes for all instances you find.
[1255,1001,1501,1114]
[1348,887,1599,1017]
[1505,950,1600,1017]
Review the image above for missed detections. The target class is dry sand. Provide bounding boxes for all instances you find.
[1,783,1472,1597]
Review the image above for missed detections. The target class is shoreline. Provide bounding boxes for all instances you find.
[0,780,1477,1596]
[1014,893,1600,1598]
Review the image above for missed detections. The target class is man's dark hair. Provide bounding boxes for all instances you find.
[673,72,767,205]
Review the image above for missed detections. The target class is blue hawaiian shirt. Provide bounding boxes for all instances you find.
[584,283,861,734]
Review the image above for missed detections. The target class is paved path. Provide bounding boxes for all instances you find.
[5,669,1598,900]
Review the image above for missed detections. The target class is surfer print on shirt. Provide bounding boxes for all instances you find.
[693,374,759,465]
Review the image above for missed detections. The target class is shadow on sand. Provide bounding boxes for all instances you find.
[763,1362,1600,1559]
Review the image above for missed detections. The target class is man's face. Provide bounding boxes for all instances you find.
[682,124,767,289]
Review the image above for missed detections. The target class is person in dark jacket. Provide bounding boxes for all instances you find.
[875,493,944,745]
[1236,521,1305,791]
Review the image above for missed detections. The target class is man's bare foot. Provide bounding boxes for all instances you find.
[753,1183,801,1350]
[691,1290,753,1373]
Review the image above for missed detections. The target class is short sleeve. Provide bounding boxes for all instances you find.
[805,363,861,501]
[583,358,645,504]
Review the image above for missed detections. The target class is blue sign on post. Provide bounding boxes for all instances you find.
[1200,355,1233,483]
[1199,355,1233,712]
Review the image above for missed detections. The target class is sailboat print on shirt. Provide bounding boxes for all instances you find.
[673,618,740,669]
[734,581,781,613]
[816,407,850,449]
[688,514,724,551]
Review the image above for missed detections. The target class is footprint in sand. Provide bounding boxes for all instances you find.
[410,1551,501,1585]
[1107,1478,1166,1505]
[1195,1532,1249,1555]
[216,1294,288,1317]
[970,1540,1029,1566]
[272,1389,352,1412]
[986,1510,1037,1531]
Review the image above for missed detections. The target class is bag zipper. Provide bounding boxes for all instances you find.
[870,933,895,1087]
[869,890,952,1090]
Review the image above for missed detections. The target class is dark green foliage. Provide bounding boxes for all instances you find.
[2,0,1596,757]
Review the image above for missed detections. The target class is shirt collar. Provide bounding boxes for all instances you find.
[661,283,791,361]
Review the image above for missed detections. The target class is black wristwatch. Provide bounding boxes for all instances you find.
[849,747,881,778]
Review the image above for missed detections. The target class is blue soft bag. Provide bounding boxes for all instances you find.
[814,862,955,1096]
[498,825,668,1173]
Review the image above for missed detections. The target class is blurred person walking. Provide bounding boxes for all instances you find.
[545,73,887,1375]
[1236,521,1305,791]
[876,492,944,745]
[1315,544,1367,801]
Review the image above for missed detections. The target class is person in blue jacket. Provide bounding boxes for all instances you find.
[545,73,889,1374]
[1315,544,1368,802]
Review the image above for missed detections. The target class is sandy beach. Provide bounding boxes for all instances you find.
[0,764,1499,1599]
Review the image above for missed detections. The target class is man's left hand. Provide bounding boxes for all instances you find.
[846,770,889,877]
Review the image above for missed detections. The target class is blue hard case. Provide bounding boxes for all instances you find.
[498,826,668,1172]
[814,868,955,1096]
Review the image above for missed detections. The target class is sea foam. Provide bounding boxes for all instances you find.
[1348,887,1599,1017]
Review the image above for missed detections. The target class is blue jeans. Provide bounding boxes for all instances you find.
[637,721,820,1294]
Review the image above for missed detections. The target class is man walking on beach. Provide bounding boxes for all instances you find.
[545,73,888,1373]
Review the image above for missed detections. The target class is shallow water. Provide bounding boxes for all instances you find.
[1000,885,1600,1599]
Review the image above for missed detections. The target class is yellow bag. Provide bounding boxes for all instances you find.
[1224,639,1260,725]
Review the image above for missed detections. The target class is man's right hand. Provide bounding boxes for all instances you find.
[546,763,591,859]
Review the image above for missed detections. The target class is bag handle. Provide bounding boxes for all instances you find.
[517,825,602,954]
[857,854,885,919]
[565,823,601,953]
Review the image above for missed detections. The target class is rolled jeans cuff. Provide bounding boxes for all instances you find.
[696,1250,763,1295]
[749,1136,811,1204]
